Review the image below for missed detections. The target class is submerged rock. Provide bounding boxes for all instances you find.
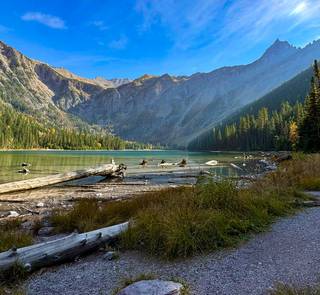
[118,279,183,295]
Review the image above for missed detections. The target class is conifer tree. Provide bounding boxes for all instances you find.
[298,60,320,152]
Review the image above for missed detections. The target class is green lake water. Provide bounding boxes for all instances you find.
[0,150,251,184]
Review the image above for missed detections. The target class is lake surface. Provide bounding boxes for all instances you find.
[0,150,251,184]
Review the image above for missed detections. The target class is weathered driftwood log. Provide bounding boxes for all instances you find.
[0,222,128,273]
[0,164,119,194]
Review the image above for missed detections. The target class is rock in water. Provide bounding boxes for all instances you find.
[118,279,183,295]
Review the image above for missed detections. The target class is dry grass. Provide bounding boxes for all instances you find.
[0,286,26,295]
[51,154,320,259]
[270,283,320,295]
[0,220,33,253]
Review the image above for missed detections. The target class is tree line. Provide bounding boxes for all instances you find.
[0,103,151,150]
[188,61,320,152]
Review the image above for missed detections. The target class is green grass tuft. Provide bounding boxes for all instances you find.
[270,283,320,294]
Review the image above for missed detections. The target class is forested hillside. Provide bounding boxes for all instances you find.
[188,102,304,151]
[188,61,320,152]
[220,66,312,126]
[0,102,147,150]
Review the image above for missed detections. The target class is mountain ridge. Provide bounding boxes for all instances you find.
[1,39,320,146]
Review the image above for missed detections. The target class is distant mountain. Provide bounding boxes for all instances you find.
[70,39,320,145]
[1,39,320,146]
[221,66,313,125]
[188,66,314,151]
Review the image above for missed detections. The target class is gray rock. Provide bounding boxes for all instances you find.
[118,280,183,295]
[7,210,19,217]
[36,202,45,208]
[103,251,119,261]
[37,227,54,236]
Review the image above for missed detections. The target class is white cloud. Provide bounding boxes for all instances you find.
[136,0,225,49]
[136,0,320,50]
[291,2,307,15]
[22,12,66,29]
[90,20,108,31]
[108,35,128,50]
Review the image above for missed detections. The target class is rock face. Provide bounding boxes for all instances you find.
[118,280,183,295]
[69,40,320,145]
[1,39,320,145]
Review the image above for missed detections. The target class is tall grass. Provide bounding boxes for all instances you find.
[51,154,320,259]
[0,220,33,253]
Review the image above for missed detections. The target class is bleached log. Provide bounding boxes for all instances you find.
[0,164,119,194]
[0,222,128,273]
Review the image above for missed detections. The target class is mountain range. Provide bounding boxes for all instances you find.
[0,39,319,146]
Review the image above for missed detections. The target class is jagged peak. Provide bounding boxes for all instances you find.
[134,74,157,82]
[261,39,298,59]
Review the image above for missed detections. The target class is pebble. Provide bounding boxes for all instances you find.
[103,251,119,261]
[37,227,54,236]
[36,202,45,208]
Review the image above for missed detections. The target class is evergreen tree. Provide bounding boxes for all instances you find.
[298,60,320,152]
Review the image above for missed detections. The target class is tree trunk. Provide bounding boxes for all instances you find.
[0,222,128,273]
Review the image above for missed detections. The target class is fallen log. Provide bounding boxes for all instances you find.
[0,163,120,194]
[0,222,128,273]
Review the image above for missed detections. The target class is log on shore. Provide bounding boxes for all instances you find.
[0,222,128,273]
[0,164,120,194]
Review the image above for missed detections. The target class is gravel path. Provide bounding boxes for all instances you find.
[27,208,320,295]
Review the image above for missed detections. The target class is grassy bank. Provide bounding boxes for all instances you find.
[50,153,319,259]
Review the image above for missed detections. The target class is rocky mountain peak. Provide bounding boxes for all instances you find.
[261,39,298,60]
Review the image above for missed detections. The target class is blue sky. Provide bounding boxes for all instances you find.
[0,0,319,79]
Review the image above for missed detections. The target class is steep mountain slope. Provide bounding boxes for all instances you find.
[222,66,313,125]
[0,40,105,130]
[1,39,320,146]
[188,66,313,150]
[69,40,320,145]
